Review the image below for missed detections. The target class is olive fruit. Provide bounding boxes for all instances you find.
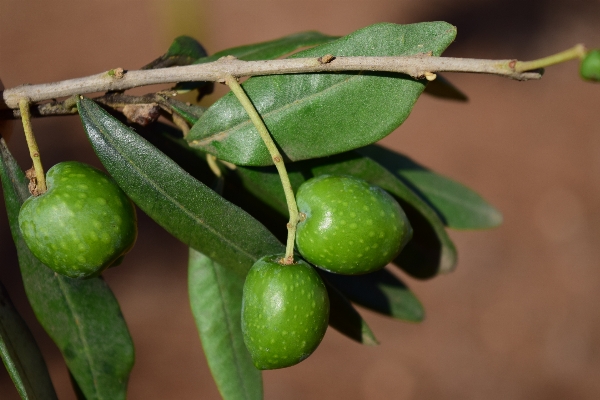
[241,255,329,370]
[580,49,600,82]
[295,174,412,275]
[18,161,137,278]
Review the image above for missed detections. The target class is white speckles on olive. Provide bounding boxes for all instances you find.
[77,193,87,199]
[96,197,107,205]
[241,255,329,370]
[295,175,412,275]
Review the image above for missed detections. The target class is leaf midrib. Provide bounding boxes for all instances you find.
[192,72,364,146]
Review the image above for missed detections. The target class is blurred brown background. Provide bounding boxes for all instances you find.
[1,1,599,399]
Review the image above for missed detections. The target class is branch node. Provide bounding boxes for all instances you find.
[107,68,125,79]
[318,54,336,64]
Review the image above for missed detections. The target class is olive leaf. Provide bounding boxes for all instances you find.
[187,22,457,166]
[323,269,424,322]
[142,35,209,69]
[0,280,58,400]
[358,145,502,230]
[188,249,262,400]
[196,31,338,64]
[77,97,284,277]
[0,138,134,400]
[322,278,379,345]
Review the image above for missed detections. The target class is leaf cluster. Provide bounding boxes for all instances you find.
[0,22,502,399]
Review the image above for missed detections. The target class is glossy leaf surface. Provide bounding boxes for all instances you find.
[196,31,338,64]
[188,249,262,400]
[0,139,134,400]
[187,22,457,166]
[324,269,424,322]
[358,145,502,230]
[0,281,57,400]
[235,150,457,278]
[77,98,284,277]
[322,277,378,345]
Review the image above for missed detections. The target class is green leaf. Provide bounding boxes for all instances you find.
[358,145,503,230]
[77,98,284,277]
[321,277,378,345]
[195,31,339,64]
[142,35,209,69]
[165,98,207,125]
[235,150,457,278]
[0,138,134,400]
[187,22,457,166]
[323,269,424,322]
[0,280,58,400]
[188,249,262,400]
[423,74,468,101]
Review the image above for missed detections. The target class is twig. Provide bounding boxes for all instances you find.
[225,74,299,265]
[2,52,559,110]
[18,99,46,195]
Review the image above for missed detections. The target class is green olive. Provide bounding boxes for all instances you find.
[295,175,412,274]
[241,255,329,370]
[18,161,137,278]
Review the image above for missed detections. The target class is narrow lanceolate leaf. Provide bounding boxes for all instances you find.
[188,249,262,400]
[423,74,468,102]
[0,281,58,400]
[0,139,134,400]
[142,35,209,69]
[165,99,207,125]
[77,98,284,277]
[187,22,457,166]
[235,150,457,278]
[321,277,378,345]
[324,269,424,322]
[358,145,502,230]
[196,31,339,64]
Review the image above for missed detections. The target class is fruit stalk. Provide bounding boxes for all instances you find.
[515,44,587,72]
[18,98,47,194]
[225,74,298,265]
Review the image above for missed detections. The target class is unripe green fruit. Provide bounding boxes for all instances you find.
[580,49,600,82]
[295,175,412,275]
[241,255,329,370]
[18,161,137,278]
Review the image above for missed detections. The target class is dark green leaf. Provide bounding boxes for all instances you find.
[423,74,468,101]
[0,280,58,400]
[77,98,284,277]
[323,269,424,322]
[187,22,457,166]
[321,277,378,345]
[358,145,502,230]
[235,150,457,278]
[0,138,134,400]
[188,249,262,400]
[165,98,207,125]
[142,36,209,69]
[195,31,338,64]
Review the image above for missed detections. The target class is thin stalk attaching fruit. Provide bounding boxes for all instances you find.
[18,98,47,195]
[224,74,298,265]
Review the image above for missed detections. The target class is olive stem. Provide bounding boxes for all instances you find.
[18,99,47,195]
[224,74,298,265]
[515,44,587,72]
